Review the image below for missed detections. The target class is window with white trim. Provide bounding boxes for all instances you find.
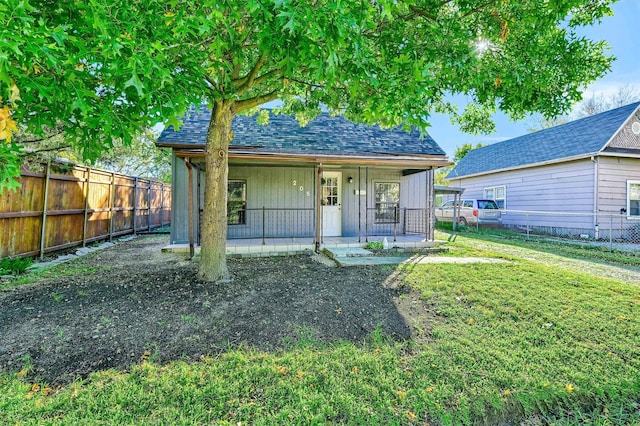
[627,181,640,217]
[374,182,400,223]
[228,180,247,225]
[483,185,506,209]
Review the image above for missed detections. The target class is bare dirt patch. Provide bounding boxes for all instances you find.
[0,236,433,386]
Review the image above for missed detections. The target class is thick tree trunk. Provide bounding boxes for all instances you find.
[197,101,234,282]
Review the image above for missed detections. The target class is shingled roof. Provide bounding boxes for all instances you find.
[156,108,446,157]
[447,102,640,179]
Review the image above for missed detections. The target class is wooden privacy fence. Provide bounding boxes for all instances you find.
[0,162,171,259]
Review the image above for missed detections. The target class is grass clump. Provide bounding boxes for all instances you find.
[364,241,384,250]
[0,257,33,275]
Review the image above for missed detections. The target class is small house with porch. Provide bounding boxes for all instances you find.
[156,109,451,254]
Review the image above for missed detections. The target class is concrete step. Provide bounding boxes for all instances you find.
[333,256,411,266]
[323,247,374,258]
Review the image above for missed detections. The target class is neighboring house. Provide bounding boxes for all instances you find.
[447,102,640,238]
[156,108,451,250]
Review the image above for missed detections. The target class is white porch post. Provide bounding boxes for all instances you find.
[315,163,323,252]
[425,167,435,241]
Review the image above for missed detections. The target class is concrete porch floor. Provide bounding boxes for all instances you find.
[162,234,438,257]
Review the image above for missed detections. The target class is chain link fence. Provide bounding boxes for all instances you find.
[439,209,640,252]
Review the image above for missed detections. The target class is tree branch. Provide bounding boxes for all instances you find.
[232,67,282,91]
[232,61,242,80]
[408,5,439,22]
[286,77,325,89]
[460,0,500,19]
[236,52,270,95]
[232,90,279,113]
[252,68,284,87]
[21,144,73,155]
[18,130,65,144]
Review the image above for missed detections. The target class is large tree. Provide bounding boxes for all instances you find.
[2,0,615,281]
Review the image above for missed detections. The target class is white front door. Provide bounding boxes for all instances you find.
[321,172,342,237]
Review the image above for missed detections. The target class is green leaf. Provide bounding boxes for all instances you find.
[124,73,144,97]
[0,143,22,193]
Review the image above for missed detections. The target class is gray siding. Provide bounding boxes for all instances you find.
[401,170,435,236]
[401,172,428,208]
[597,156,640,236]
[226,165,316,239]
[597,157,640,213]
[170,156,200,244]
[449,159,596,230]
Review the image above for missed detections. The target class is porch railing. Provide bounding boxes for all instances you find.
[226,207,315,243]
[365,207,428,241]
[199,206,430,244]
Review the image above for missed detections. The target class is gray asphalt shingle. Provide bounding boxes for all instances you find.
[447,102,640,179]
[157,107,446,157]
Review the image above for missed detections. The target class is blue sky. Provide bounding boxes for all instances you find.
[428,0,640,157]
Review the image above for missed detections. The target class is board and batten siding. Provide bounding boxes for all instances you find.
[227,165,316,239]
[449,159,596,230]
[170,155,200,244]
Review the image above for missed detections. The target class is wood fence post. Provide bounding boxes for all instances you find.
[109,172,115,242]
[160,182,165,227]
[39,161,51,260]
[82,167,91,247]
[133,177,138,235]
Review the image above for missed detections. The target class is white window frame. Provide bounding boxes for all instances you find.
[483,185,506,210]
[374,181,400,223]
[627,180,640,219]
[227,179,247,225]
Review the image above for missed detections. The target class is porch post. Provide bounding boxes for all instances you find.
[315,163,323,252]
[183,157,195,259]
[358,167,362,243]
[196,163,202,244]
[453,192,459,233]
[424,168,428,240]
[425,168,434,241]
[365,166,369,242]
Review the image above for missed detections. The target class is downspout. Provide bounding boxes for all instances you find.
[592,156,599,238]
[183,158,195,259]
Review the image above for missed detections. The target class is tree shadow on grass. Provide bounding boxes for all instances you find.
[444,228,640,277]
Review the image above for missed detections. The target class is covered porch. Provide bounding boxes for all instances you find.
[172,156,443,257]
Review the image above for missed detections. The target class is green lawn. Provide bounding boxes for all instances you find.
[2,236,639,425]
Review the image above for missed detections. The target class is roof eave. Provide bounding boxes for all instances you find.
[174,149,452,167]
[598,151,640,159]
[155,141,200,148]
